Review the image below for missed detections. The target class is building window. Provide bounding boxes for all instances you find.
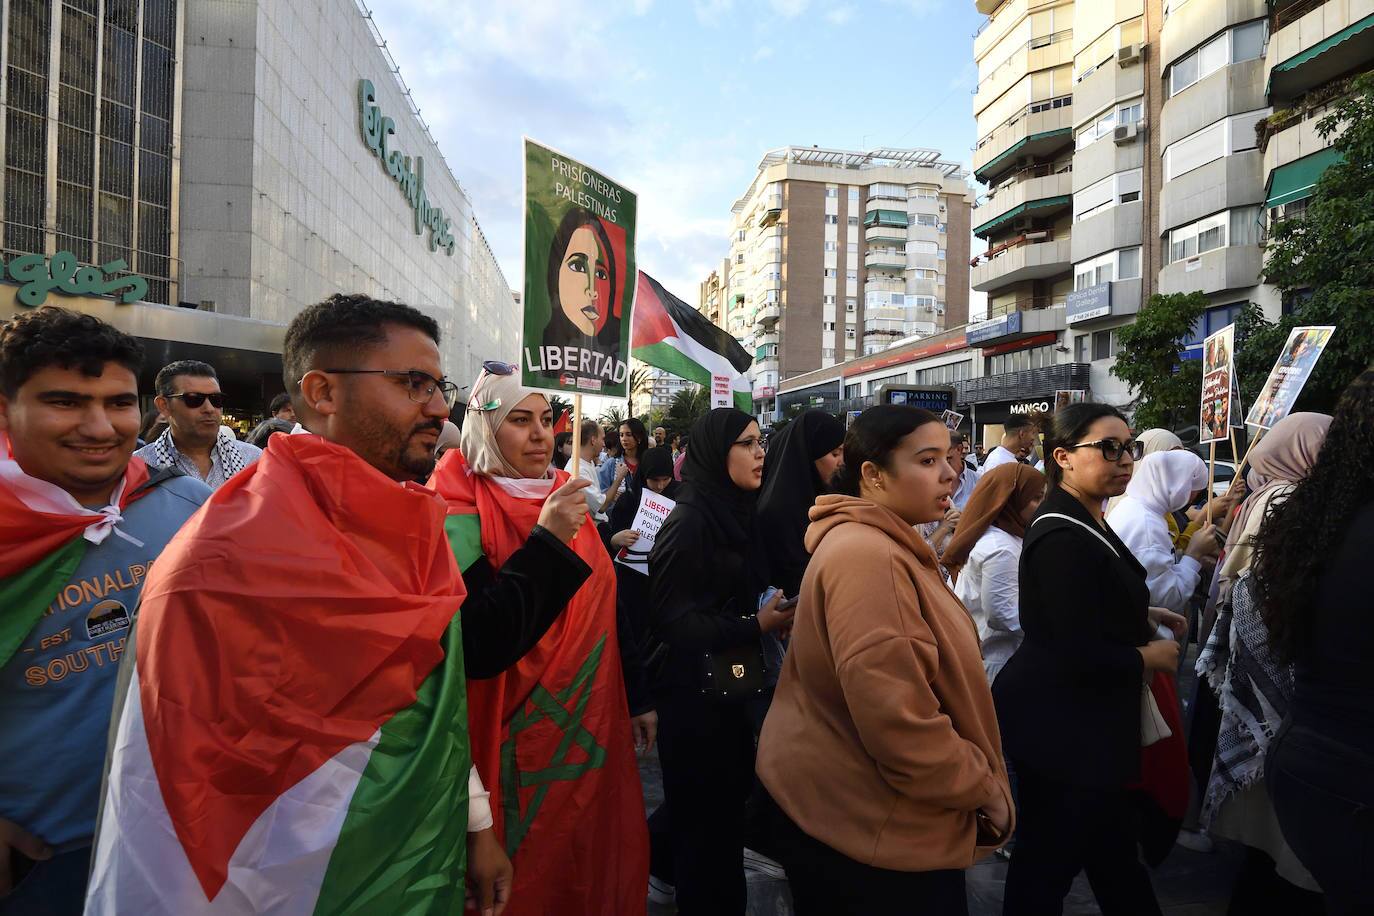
[914,213,940,227]
[844,383,862,399]
[1166,208,1263,264]
[846,269,858,281]
[847,215,859,226]
[1074,170,1143,221]
[825,214,838,225]
[825,241,837,252]
[823,348,836,359]
[826,187,839,198]
[912,268,937,280]
[1074,330,1120,362]
[736,253,745,263]
[1168,19,1267,97]
[737,229,746,241]
[824,268,836,277]
[1185,303,1245,349]
[1074,247,1142,289]
[1164,110,1267,180]
[824,321,836,331]
[823,295,836,305]
[846,242,858,254]
[846,298,857,312]
[986,344,1056,375]
[848,187,860,203]
[910,240,938,255]
[846,328,856,340]
[913,187,939,200]
[1077,98,1145,149]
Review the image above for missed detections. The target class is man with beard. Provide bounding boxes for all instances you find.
[88,295,561,916]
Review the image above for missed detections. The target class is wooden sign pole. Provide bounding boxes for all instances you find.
[569,394,583,477]
[1206,441,1217,525]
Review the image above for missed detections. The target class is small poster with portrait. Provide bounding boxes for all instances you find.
[520,138,638,398]
[1199,325,1234,444]
[1245,326,1335,429]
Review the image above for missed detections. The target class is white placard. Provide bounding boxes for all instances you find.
[615,488,677,575]
[710,374,732,409]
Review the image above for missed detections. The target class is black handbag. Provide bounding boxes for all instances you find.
[700,618,766,700]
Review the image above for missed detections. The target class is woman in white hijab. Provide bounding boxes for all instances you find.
[1108,450,1222,615]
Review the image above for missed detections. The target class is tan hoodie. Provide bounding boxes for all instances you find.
[757,494,1013,871]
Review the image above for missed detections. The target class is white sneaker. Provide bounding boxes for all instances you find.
[647,875,675,905]
[742,847,787,880]
[1176,829,1215,853]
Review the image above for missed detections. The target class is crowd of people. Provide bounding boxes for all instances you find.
[1,295,1370,916]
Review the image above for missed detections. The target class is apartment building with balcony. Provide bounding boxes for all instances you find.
[1260,0,1373,241]
[971,0,1077,371]
[714,145,973,423]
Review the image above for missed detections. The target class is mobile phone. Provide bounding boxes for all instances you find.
[777,596,800,611]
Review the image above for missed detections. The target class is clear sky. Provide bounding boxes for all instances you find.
[366,0,987,311]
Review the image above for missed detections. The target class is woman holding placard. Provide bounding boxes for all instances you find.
[429,362,649,916]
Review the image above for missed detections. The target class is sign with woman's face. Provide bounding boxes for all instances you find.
[520,138,638,398]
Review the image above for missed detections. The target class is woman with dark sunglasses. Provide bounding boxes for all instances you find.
[994,403,1181,916]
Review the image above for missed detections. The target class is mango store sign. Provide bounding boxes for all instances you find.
[358,79,456,256]
[3,251,148,307]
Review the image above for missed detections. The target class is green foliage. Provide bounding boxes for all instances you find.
[546,394,571,424]
[628,366,653,402]
[1247,73,1374,413]
[664,385,709,434]
[597,403,626,429]
[1111,291,1208,430]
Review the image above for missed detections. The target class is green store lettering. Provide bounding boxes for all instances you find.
[358,78,457,256]
[2,250,148,307]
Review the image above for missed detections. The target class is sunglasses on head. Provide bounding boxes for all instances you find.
[168,392,225,409]
[468,360,519,412]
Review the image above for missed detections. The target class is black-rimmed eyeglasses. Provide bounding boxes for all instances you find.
[1064,438,1143,462]
[322,369,462,408]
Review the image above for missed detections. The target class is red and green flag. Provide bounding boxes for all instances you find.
[632,272,753,411]
[0,435,150,668]
[86,434,472,915]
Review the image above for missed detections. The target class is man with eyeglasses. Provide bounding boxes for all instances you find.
[90,295,515,915]
[134,360,260,490]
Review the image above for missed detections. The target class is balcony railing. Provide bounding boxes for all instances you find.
[982,295,1066,318]
[955,364,1090,405]
[975,94,1072,153]
[969,229,1057,268]
[1274,0,1329,30]
[865,248,907,270]
[975,29,1072,97]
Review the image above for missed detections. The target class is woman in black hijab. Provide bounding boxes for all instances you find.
[756,410,847,598]
[648,408,796,916]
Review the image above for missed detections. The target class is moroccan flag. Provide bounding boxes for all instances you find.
[0,434,150,667]
[86,434,472,915]
[632,271,754,411]
[430,448,649,916]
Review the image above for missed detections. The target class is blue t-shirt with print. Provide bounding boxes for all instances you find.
[0,472,210,848]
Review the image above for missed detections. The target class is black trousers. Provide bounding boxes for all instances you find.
[1002,763,1160,916]
[764,790,967,916]
[653,688,757,916]
[1267,721,1374,916]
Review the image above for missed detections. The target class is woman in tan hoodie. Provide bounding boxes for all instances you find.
[757,405,1014,916]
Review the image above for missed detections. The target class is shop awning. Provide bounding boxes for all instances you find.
[1265,146,1344,209]
[973,195,1072,238]
[1272,13,1374,74]
[863,209,909,227]
[974,128,1073,183]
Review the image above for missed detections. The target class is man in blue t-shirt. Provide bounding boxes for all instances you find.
[0,307,210,915]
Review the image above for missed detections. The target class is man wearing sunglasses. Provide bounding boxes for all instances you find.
[134,360,260,490]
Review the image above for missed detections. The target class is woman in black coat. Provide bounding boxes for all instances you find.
[993,403,1184,916]
[647,408,794,916]
[755,410,846,598]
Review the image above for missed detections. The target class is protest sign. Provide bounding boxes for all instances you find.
[711,374,732,409]
[1054,390,1086,412]
[941,409,964,431]
[520,138,638,399]
[615,488,676,576]
[1245,326,1334,429]
[1199,325,1234,444]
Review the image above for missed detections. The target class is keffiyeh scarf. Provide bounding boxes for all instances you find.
[150,425,248,479]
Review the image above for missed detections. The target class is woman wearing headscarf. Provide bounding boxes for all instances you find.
[647,408,794,916]
[429,364,649,916]
[755,410,846,599]
[1108,450,1221,616]
[1193,412,1331,909]
[943,463,1046,685]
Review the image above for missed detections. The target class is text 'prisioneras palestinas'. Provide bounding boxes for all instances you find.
[549,153,623,224]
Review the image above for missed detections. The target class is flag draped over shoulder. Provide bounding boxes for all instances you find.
[632,272,754,411]
[87,434,472,916]
[0,434,150,667]
[430,449,649,916]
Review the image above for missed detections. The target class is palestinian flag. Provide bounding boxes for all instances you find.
[632,272,753,411]
[0,434,150,668]
[87,434,473,915]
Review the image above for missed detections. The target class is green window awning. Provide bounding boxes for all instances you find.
[1265,147,1343,209]
[863,209,909,228]
[973,128,1073,183]
[1273,13,1374,73]
[973,194,1072,238]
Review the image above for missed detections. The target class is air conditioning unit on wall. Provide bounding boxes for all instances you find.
[1113,122,1140,145]
[1117,43,1143,67]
